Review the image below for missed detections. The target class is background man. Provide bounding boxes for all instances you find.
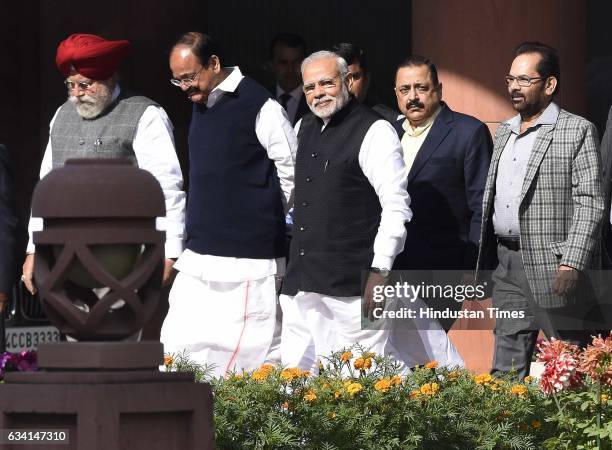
[331,42,399,123]
[279,50,411,372]
[477,42,605,379]
[598,105,612,261]
[392,55,492,331]
[162,32,296,377]
[22,33,186,339]
[269,33,309,125]
[0,144,16,315]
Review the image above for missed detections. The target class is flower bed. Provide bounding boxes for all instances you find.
[165,334,612,450]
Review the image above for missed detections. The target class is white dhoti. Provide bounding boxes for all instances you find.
[279,291,391,373]
[161,271,280,378]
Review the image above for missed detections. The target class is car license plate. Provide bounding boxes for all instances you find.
[4,326,61,352]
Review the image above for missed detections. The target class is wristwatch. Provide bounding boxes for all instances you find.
[369,267,390,278]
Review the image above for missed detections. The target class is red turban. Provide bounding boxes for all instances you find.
[55,34,131,80]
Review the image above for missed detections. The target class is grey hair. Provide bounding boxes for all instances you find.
[301,50,349,78]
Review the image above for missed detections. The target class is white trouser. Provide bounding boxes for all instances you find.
[279,291,391,374]
[161,271,280,378]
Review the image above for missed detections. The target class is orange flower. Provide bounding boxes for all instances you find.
[252,364,274,381]
[163,355,173,367]
[354,358,365,370]
[390,375,402,386]
[304,389,317,402]
[420,382,440,396]
[346,382,363,396]
[474,373,493,385]
[374,378,392,393]
[334,390,342,399]
[523,376,534,384]
[328,411,337,419]
[510,384,528,398]
[447,371,460,381]
[409,390,421,399]
[425,361,439,369]
[531,419,541,429]
[578,333,612,386]
[280,367,304,382]
[341,351,353,362]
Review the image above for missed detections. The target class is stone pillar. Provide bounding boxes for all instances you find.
[412,0,587,373]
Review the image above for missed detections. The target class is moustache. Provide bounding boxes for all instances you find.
[406,100,424,109]
[313,95,335,107]
[186,86,200,98]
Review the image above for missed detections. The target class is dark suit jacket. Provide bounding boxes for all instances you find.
[0,144,17,294]
[268,85,309,126]
[599,105,612,265]
[393,103,492,271]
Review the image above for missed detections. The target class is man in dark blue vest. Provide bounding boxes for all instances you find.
[0,144,16,315]
[162,32,296,377]
[279,50,412,373]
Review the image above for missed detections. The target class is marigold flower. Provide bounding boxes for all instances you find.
[340,351,353,362]
[524,376,534,384]
[447,371,460,380]
[163,355,173,367]
[374,378,392,393]
[334,390,342,399]
[420,382,440,396]
[354,358,364,370]
[346,382,363,395]
[280,369,295,382]
[601,393,609,403]
[390,375,402,386]
[409,390,421,399]
[474,373,492,385]
[304,389,317,402]
[510,384,528,397]
[425,361,438,369]
[531,419,541,429]
[328,411,337,419]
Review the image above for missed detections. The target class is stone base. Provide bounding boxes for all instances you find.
[0,371,214,450]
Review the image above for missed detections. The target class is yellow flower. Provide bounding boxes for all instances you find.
[489,383,500,391]
[354,358,365,370]
[163,355,173,367]
[510,384,528,398]
[251,364,275,381]
[346,382,364,396]
[280,369,296,382]
[341,351,353,362]
[474,373,493,385]
[420,382,440,396]
[448,370,461,380]
[531,419,541,429]
[390,375,402,386]
[304,389,317,402]
[425,361,439,369]
[409,390,421,399]
[524,376,534,384]
[602,394,609,403]
[334,390,342,399]
[374,378,392,393]
[328,411,337,419]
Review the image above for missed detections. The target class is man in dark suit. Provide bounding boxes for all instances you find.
[598,105,612,262]
[332,42,400,123]
[0,144,17,314]
[269,33,309,126]
[392,55,492,330]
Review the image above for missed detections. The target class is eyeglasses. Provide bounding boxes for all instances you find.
[170,66,204,88]
[65,79,95,92]
[303,75,343,95]
[504,75,546,87]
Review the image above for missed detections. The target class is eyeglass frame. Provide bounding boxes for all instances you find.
[170,66,205,88]
[64,79,96,92]
[303,74,346,96]
[504,75,548,87]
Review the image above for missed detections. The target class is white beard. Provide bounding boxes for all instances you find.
[69,84,113,119]
[309,84,351,120]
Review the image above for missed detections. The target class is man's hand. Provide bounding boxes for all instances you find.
[162,258,176,287]
[0,292,7,314]
[22,253,36,295]
[553,265,579,297]
[362,271,388,322]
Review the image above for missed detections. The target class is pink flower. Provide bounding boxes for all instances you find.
[579,333,612,386]
[536,338,583,395]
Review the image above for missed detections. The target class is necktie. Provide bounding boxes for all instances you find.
[279,93,292,111]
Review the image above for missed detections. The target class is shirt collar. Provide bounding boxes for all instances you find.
[505,101,560,134]
[276,83,303,100]
[111,84,121,102]
[402,103,441,137]
[212,66,243,95]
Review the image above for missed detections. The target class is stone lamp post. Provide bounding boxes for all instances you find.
[0,160,213,450]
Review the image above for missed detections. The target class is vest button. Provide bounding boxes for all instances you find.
[306,176,312,182]
[299,225,308,231]
[78,139,85,145]
[301,201,308,207]
[299,248,305,256]
[311,152,318,158]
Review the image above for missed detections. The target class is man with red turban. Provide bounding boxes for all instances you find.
[22,33,186,338]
